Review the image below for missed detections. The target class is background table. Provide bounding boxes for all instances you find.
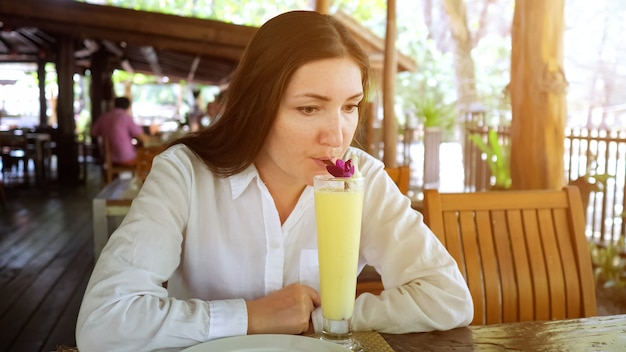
[92,177,137,260]
[26,131,51,186]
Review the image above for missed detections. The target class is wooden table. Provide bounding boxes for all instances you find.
[92,177,137,260]
[380,314,626,351]
[26,131,51,186]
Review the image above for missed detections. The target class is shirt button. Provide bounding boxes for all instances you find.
[271,242,280,249]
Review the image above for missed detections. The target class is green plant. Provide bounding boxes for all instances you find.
[468,129,511,189]
[412,95,455,129]
[590,238,626,288]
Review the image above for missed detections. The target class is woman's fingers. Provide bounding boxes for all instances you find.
[246,283,320,335]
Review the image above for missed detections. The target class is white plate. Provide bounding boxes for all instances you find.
[181,334,349,351]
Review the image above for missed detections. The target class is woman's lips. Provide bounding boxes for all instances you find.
[314,158,335,168]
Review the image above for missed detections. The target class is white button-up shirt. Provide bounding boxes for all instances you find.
[77,145,472,352]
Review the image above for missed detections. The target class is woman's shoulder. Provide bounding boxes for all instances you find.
[154,143,206,171]
[147,143,225,189]
[347,147,385,172]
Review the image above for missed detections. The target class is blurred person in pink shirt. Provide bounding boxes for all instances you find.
[91,96,148,166]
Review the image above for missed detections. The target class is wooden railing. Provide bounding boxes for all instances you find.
[565,128,626,246]
[463,125,625,246]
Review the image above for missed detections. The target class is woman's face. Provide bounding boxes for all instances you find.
[256,57,363,187]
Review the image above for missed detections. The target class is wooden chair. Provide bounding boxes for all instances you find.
[356,265,383,297]
[422,186,597,325]
[0,131,35,185]
[384,165,410,195]
[135,144,166,184]
[98,137,135,185]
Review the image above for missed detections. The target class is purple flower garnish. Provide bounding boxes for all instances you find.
[326,159,355,178]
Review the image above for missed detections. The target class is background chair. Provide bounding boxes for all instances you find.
[0,130,35,186]
[97,137,135,186]
[135,144,167,184]
[384,165,410,195]
[356,265,383,297]
[422,186,597,325]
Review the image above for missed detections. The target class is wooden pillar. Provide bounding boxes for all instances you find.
[37,54,47,126]
[315,0,331,13]
[55,35,80,184]
[509,0,567,190]
[382,0,398,167]
[90,49,114,125]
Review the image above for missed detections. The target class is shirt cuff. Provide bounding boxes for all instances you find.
[207,299,248,339]
[311,307,323,333]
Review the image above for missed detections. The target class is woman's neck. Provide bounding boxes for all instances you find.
[263,180,305,224]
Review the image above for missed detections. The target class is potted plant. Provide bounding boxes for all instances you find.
[411,96,455,187]
[468,128,511,190]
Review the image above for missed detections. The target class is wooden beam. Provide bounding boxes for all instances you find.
[0,0,256,61]
[101,40,135,75]
[140,46,163,80]
[187,56,201,82]
[101,40,124,57]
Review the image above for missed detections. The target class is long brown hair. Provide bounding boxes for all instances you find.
[174,11,370,177]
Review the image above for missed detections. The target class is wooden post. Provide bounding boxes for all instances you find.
[315,0,331,14]
[55,34,80,184]
[90,49,114,126]
[37,54,47,126]
[382,0,398,167]
[509,0,567,190]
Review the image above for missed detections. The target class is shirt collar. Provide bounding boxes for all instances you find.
[229,164,261,199]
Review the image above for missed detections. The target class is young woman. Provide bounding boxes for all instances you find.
[77,10,472,351]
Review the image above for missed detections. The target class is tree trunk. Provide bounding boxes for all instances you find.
[509,0,567,190]
[442,0,478,110]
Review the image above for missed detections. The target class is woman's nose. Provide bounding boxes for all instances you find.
[320,112,343,147]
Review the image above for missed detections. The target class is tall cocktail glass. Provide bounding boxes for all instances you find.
[314,174,364,351]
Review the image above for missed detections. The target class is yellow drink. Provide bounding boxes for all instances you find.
[314,176,364,321]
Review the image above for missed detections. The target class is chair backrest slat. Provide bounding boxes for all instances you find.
[474,210,500,324]
[538,207,567,320]
[522,208,551,321]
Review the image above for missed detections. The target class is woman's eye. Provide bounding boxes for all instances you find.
[344,104,359,113]
[298,106,318,114]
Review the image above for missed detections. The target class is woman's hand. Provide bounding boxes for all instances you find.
[246,283,320,335]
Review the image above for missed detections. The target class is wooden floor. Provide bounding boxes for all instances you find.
[0,164,101,352]
[0,163,624,352]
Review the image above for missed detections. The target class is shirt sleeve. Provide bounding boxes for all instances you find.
[76,148,248,352]
[125,113,145,138]
[351,150,474,333]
